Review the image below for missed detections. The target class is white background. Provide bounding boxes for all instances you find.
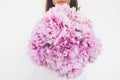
[0,0,120,80]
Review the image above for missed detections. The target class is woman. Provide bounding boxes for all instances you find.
[31,0,87,80]
[45,0,78,11]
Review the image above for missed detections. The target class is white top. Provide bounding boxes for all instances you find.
[31,66,87,80]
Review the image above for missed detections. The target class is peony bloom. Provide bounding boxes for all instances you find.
[28,4,102,79]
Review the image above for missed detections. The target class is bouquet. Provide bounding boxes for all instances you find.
[28,4,102,79]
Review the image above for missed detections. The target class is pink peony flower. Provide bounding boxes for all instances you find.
[28,4,102,79]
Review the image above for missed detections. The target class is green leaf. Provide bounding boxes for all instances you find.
[44,43,51,47]
[76,6,81,11]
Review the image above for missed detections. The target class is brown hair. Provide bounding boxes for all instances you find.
[45,0,78,12]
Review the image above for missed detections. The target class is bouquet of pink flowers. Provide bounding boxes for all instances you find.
[28,4,101,79]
